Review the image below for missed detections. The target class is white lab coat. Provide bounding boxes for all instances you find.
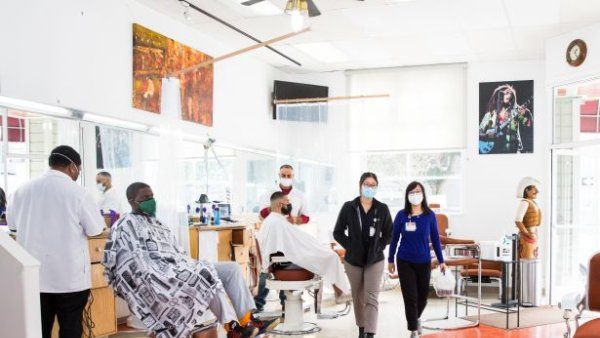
[7,170,105,293]
[98,187,122,214]
[261,185,308,218]
[256,213,350,294]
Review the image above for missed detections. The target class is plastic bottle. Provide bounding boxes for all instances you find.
[213,205,220,225]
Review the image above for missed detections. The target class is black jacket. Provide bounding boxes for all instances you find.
[333,197,393,267]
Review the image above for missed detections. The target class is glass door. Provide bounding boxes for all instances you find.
[551,145,600,302]
[551,78,600,303]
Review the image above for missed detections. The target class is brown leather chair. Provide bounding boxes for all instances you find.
[460,260,503,298]
[574,252,600,338]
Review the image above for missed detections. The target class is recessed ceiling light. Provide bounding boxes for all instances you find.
[293,42,349,63]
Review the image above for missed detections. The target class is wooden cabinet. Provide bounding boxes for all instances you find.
[51,232,116,338]
[188,224,257,287]
[86,232,117,338]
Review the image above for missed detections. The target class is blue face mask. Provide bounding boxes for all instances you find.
[361,186,377,199]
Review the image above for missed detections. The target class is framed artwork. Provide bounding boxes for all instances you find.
[478,80,534,154]
[132,23,214,126]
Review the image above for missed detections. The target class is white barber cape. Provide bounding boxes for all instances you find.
[7,170,105,292]
[256,213,350,294]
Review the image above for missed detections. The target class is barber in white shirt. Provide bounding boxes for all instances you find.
[96,171,122,214]
[7,145,105,338]
[259,164,309,225]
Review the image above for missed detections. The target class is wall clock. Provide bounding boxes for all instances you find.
[566,39,587,67]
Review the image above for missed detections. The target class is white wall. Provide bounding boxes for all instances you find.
[0,0,346,157]
[451,59,551,299]
[546,22,600,86]
[0,231,41,338]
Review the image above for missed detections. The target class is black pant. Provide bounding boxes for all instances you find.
[397,259,431,331]
[40,289,90,338]
[254,272,285,311]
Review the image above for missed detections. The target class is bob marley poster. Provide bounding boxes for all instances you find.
[132,23,214,126]
[478,81,534,154]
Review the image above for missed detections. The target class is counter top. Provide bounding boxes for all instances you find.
[190,223,251,231]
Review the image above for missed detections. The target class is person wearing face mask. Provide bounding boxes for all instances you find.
[256,191,351,303]
[388,181,446,338]
[103,182,278,338]
[96,171,122,214]
[259,164,309,225]
[333,172,393,338]
[255,164,310,311]
[7,145,105,338]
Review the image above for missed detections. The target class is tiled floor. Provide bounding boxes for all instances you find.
[109,287,573,338]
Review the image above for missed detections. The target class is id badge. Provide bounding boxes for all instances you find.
[369,227,376,237]
[406,222,417,232]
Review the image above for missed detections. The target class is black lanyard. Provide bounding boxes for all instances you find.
[356,206,378,230]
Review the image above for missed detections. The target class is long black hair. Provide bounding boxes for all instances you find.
[404,181,432,215]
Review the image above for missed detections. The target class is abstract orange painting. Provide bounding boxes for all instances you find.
[132,23,214,126]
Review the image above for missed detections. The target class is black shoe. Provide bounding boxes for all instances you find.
[226,321,258,338]
[365,333,374,338]
[358,327,364,338]
[249,315,280,335]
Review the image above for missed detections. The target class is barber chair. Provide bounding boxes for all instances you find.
[460,260,503,299]
[560,252,600,338]
[266,256,323,335]
[255,239,351,335]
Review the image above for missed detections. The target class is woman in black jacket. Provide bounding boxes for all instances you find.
[333,172,393,338]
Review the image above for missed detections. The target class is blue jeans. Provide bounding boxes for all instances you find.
[254,272,285,311]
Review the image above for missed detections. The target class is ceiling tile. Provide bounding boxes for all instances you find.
[503,0,560,27]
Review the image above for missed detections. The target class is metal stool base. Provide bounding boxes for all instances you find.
[270,322,321,335]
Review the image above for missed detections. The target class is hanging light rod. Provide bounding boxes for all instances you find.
[169,27,310,77]
[273,94,390,105]
[179,0,302,66]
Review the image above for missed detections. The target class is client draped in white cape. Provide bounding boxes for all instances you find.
[255,191,351,300]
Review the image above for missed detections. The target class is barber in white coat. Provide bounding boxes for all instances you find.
[96,171,122,214]
[259,164,309,225]
[7,145,105,338]
[254,163,309,312]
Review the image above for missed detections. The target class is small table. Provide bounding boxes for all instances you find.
[459,254,521,329]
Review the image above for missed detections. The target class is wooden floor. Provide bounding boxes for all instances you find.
[423,322,569,338]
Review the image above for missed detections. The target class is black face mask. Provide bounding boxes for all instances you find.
[281,203,293,216]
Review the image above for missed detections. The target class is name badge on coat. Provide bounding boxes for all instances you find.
[369,227,376,237]
[406,222,417,232]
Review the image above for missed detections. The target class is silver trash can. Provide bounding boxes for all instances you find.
[520,259,541,307]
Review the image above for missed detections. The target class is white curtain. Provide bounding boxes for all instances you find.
[347,63,467,151]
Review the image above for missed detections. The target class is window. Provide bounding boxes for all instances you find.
[296,161,335,213]
[362,150,463,215]
[1,109,80,196]
[245,156,277,213]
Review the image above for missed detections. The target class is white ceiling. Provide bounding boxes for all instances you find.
[137,0,600,73]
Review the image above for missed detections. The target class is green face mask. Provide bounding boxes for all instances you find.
[137,198,157,217]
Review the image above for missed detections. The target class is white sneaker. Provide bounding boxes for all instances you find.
[417,319,423,335]
[410,331,420,338]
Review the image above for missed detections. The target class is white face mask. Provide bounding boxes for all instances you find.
[97,183,105,192]
[280,178,293,188]
[408,192,424,206]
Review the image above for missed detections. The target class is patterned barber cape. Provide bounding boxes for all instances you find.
[103,213,222,338]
